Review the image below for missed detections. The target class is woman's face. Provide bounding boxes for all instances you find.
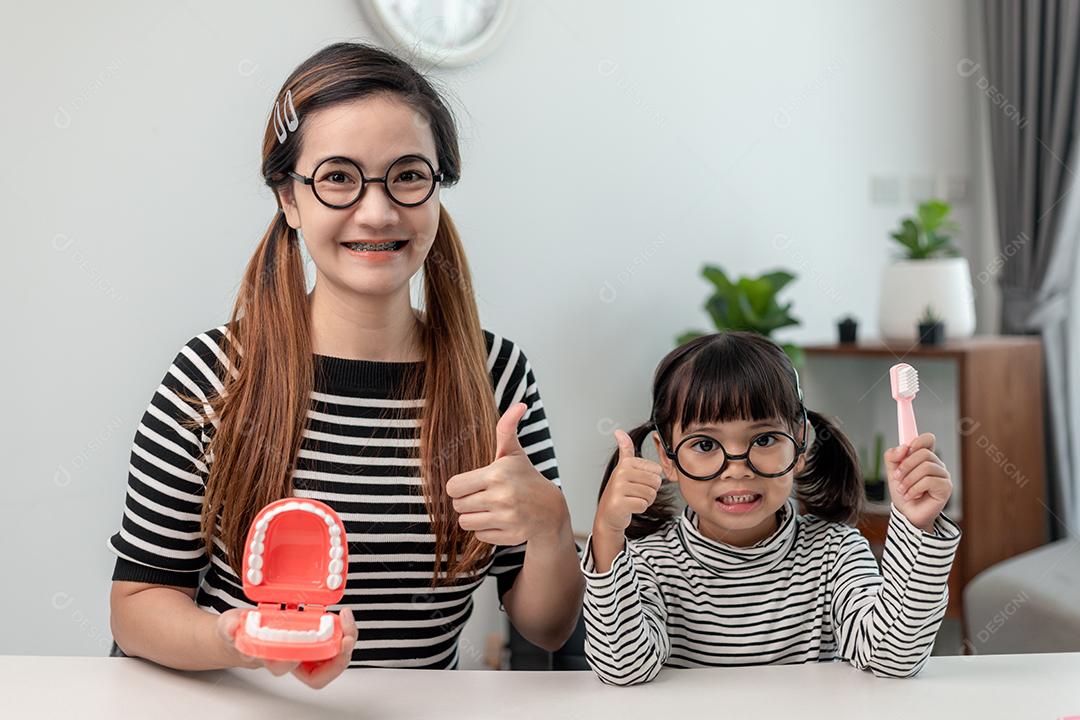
[654,416,804,547]
[278,94,442,299]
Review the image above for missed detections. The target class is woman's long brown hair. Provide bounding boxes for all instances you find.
[175,42,497,585]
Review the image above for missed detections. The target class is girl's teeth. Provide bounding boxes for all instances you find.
[721,494,759,504]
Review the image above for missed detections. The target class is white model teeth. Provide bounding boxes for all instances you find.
[246,502,345,589]
[721,494,759,504]
[243,611,334,644]
[245,610,262,637]
[345,241,399,252]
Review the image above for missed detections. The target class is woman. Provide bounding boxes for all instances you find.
[107,42,583,688]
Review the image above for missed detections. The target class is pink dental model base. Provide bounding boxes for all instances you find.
[235,498,348,662]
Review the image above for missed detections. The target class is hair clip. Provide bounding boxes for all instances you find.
[792,365,804,402]
[272,89,299,144]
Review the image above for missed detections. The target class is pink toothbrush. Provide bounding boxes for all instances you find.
[889,363,920,446]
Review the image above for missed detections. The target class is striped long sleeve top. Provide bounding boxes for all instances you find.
[107,325,562,669]
[581,496,961,685]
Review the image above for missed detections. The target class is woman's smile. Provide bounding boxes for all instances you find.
[339,239,411,262]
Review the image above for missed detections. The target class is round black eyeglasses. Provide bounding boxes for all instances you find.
[652,408,808,480]
[288,154,446,209]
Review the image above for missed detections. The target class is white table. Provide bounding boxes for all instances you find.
[4,654,1079,719]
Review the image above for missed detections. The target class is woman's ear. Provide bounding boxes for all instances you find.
[277,185,301,230]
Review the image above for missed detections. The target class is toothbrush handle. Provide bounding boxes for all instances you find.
[897,398,918,447]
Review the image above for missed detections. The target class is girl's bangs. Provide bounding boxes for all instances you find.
[671,340,800,433]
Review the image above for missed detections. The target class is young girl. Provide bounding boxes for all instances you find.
[107,42,582,687]
[583,331,960,685]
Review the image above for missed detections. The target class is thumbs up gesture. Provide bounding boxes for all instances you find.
[593,430,664,537]
[446,403,569,547]
[493,400,529,461]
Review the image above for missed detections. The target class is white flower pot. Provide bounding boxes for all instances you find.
[878,257,976,340]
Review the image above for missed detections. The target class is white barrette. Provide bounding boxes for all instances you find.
[272,89,299,144]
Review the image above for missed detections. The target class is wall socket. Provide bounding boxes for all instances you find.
[908,175,937,203]
[940,174,969,204]
[870,173,970,205]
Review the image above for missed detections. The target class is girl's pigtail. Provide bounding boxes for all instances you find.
[796,409,864,525]
[597,422,680,540]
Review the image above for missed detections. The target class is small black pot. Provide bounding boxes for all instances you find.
[837,318,858,344]
[918,321,945,346]
[865,481,886,502]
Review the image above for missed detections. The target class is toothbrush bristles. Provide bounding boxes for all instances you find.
[897,366,919,396]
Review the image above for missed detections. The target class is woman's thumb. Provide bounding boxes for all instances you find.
[494,402,527,460]
[216,609,242,644]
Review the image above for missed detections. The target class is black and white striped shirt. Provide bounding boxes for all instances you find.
[581,497,961,685]
[107,325,562,669]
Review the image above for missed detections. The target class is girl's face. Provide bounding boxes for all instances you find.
[278,94,442,298]
[654,416,805,547]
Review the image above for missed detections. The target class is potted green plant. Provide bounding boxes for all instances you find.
[861,433,887,503]
[677,266,802,366]
[878,199,975,340]
[918,305,945,345]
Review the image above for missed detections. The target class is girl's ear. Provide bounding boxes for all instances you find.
[793,416,810,476]
[653,433,676,480]
[794,453,807,477]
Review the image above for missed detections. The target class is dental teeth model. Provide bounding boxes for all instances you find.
[235,498,349,662]
[245,500,344,590]
[244,612,335,644]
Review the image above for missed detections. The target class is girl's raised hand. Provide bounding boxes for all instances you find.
[215,607,358,689]
[593,430,664,537]
[884,432,953,533]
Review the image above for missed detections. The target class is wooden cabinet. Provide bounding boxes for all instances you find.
[801,337,1048,633]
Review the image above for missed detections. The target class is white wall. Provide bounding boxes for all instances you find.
[3,0,984,658]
